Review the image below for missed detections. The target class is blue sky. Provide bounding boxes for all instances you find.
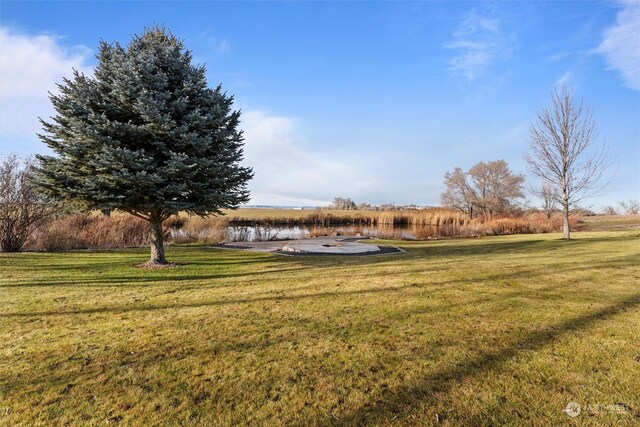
[1,1,638,209]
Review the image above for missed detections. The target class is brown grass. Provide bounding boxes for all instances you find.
[579,214,640,232]
[170,215,228,244]
[27,214,150,251]
[224,208,576,238]
[22,210,591,252]
[26,213,230,251]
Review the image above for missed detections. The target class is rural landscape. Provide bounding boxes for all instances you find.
[1,1,639,426]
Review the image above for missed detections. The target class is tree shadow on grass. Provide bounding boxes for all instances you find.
[2,261,629,318]
[7,251,271,271]
[3,233,636,277]
[6,288,637,425]
[0,266,309,289]
[0,282,456,317]
[410,234,637,256]
[282,234,639,271]
[327,293,640,426]
[2,282,583,398]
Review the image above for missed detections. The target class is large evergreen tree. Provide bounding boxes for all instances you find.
[34,27,253,264]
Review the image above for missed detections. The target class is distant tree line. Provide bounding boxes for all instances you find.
[329,197,357,210]
[327,198,429,212]
[602,200,640,215]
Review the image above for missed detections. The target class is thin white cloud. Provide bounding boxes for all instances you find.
[555,71,572,87]
[216,39,232,54]
[240,111,379,206]
[0,27,93,153]
[199,28,231,54]
[546,52,571,63]
[445,9,515,81]
[597,0,640,90]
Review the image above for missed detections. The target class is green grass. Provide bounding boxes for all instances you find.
[1,231,639,425]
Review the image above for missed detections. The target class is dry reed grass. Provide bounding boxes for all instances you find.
[305,211,577,239]
[26,213,230,251]
[24,210,581,251]
[228,208,472,228]
[170,215,228,244]
[306,213,579,240]
[27,214,150,251]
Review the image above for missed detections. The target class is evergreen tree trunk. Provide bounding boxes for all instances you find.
[149,219,167,264]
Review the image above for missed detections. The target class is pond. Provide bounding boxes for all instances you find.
[225,224,448,242]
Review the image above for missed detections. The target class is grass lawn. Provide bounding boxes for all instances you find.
[1,231,639,425]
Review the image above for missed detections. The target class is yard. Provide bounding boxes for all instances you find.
[1,230,639,425]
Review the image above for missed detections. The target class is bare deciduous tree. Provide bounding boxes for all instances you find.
[0,155,55,252]
[441,167,476,217]
[619,199,640,215]
[524,85,609,239]
[540,182,559,219]
[468,160,525,218]
[441,161,524,218]
[329,197,357,210]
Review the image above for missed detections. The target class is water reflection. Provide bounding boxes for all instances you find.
[227,225,308,241]
[226,224,452,242]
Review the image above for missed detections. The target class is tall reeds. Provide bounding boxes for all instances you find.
[170,215,229,244]
[26,213,230,251]
[24,209,581,251]
[226,208,471,227]
[27,214,150,251]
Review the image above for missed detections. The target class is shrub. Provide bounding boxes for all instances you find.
[0,155,56,252]
[28,216,88,251]
[479,218,532,236]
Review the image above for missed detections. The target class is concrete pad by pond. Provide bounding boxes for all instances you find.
[217,236,405,256]
[282,240,381,254]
